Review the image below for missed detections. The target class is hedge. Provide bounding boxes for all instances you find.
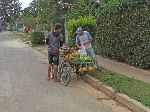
[29,32,45,46]
[66,16,96,47]
[95,0,150,69]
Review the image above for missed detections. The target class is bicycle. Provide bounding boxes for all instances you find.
[52,47,100,86]
[49,47,71,85]
[59,48,71,86]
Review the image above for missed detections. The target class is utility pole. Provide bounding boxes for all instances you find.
[36,0,40,31]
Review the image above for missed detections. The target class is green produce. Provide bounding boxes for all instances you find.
[80,54,95,62]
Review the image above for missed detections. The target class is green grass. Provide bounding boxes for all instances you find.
[13,31,29,41]
[88,69,150,108]
[13,31,45,46]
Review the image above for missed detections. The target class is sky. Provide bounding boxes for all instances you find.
[19,0,33,9]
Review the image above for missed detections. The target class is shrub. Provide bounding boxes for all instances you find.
[95,0,150,69]
[29,32,45,46]
[67,1,94,20]
[66,16,96,47]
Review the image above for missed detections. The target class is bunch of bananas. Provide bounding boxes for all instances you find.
[79,65,97,72]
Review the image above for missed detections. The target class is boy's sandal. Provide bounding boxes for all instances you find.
[54,78,61,82]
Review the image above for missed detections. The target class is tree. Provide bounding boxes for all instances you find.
[0,0,21,22]
[21,0,78,31]
[28,0,38,18]
[21,0,38,31]
[37,0,78,24]
[21,8,37,30]
[38,0,61,23]
[66,0,99,20]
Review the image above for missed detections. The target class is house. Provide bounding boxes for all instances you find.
[16,18,24,32]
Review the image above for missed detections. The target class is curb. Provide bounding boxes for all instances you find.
[83,75,150,112]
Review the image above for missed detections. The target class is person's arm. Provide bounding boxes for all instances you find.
[83,32,92,45]
[59,34,64,47]
[46,38,49,45]
[46,33,50,45]
[76,35,82,49]
[76,42,82,49]
[83,38,92,45]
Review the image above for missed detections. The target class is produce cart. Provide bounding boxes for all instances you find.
[59,48,97,86]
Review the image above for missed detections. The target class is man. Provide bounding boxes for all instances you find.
[46,23,63,82]
[76,27,100,68]
[76,27,95,57]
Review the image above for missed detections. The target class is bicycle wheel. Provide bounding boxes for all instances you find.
[61,60,71,86]
[58,60,64,78]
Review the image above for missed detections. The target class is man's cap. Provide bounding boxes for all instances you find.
[76,27,83,34]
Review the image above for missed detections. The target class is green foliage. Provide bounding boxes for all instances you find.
[21,9,37,29]
[95,0,150,69]
[0,0,21,22]
[67,0,93,20]
[21,0,38,30]
[89,69,150,107]
[26,0,38,18]
[66,0,149,69]
[67,0,125,20]
[29,32,45,46]
[66,16,96,47]
[38,0,67,24]
[97,0,124,15]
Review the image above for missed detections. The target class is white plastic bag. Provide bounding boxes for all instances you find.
[78,45,87,56]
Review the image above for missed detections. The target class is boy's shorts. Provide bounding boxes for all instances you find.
[48,48,59,65]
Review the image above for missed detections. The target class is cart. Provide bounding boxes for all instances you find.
[59,50,96,86]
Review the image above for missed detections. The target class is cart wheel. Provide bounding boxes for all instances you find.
[61,72,71,86]
[61,61,71,86]
[58,60,64,78]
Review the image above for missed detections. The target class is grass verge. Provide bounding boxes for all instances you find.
[13,31,29,41]
[12,31,33,46]
[88,69,150,108]
[13,31,45,46]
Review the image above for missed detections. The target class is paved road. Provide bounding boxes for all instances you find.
[0,32,131,112]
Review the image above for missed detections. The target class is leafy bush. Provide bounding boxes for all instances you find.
[66,16,96,47]
[67,0,94,20]
[67,0,125,20]
[95,0,150,69]
[29,32,45,46]
[97,0,124,15]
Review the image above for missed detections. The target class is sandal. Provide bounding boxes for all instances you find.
[54,78,61,82]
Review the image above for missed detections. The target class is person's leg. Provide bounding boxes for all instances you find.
[47,64,51,80]
[53,55,60,82]
[47,51,53,81]
[53,65,60,82]
[86,47,101,68]
[86,47,96,58]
